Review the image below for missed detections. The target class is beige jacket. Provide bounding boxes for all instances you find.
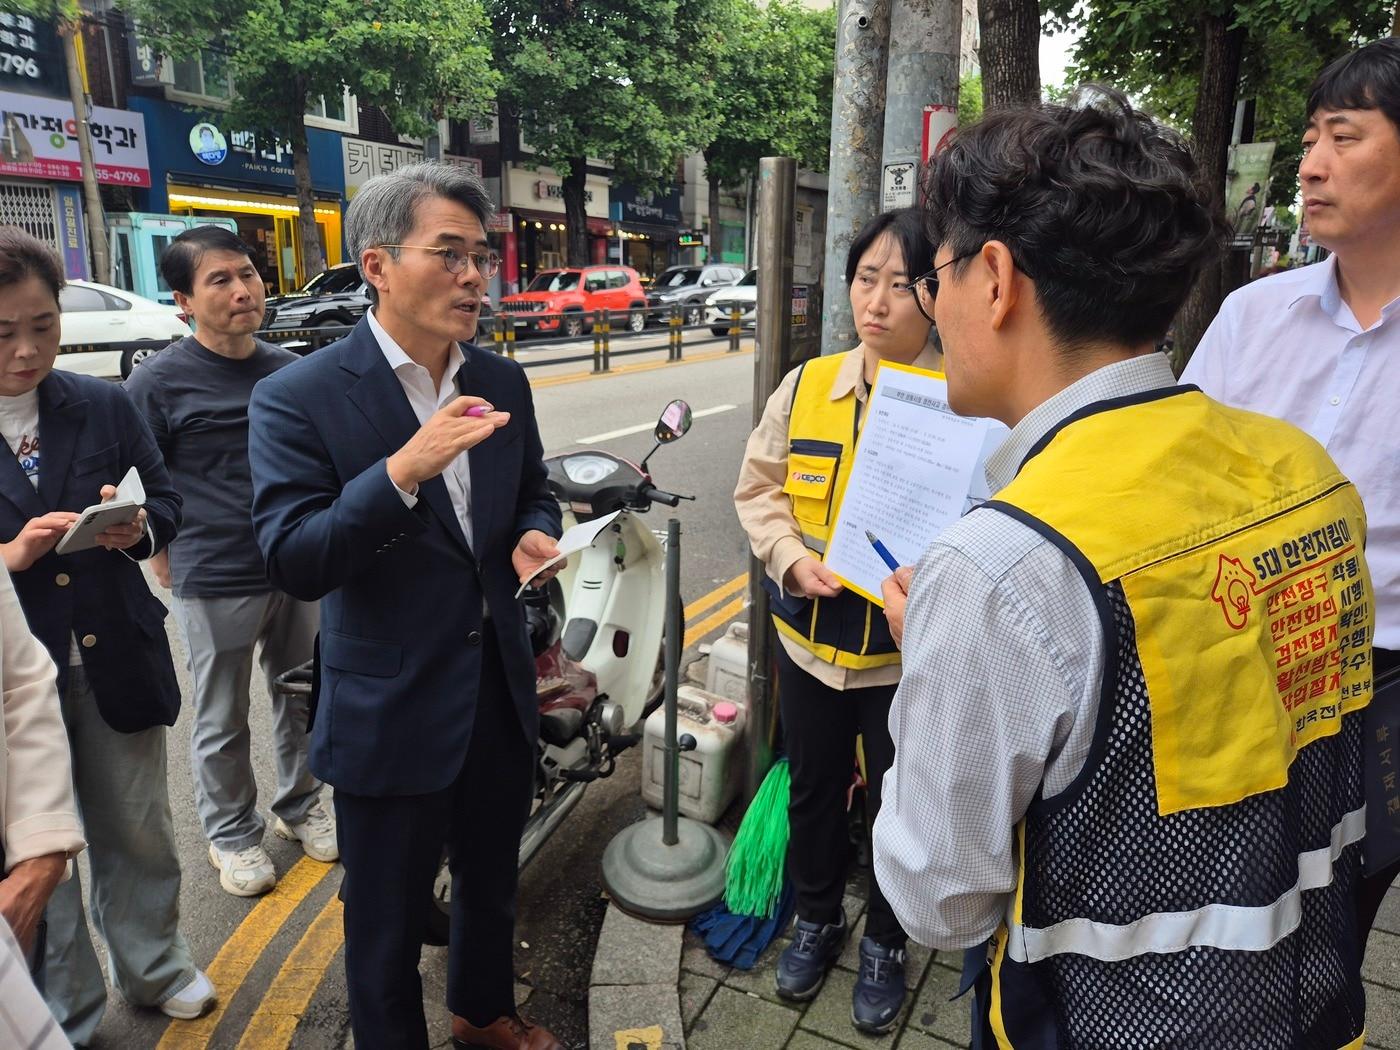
[0,566,83,873]
[734,343,941,690]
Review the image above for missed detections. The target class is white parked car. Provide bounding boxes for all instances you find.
[704,268,757,335]
[54,281,192,380]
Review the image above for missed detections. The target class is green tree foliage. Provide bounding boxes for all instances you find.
[488,0,731,265]
[959,71,984,124]
[118,0,498,276]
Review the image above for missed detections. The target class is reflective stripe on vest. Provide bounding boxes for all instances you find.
[772,352,899,670]
[984,386,1371,1050]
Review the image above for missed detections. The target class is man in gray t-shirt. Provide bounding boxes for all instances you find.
[124,226,334,897]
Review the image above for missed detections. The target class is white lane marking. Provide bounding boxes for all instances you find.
[575,404,737,445]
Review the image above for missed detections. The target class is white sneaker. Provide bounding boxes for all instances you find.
[273,801,339,863]
[160,969,217,1020]
[208,842,277,896]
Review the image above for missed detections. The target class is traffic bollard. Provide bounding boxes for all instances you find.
[669,303,681,362]
[592,311,603,373]
[503,314,517,359]
[601,310,612,372]
[729,306,741,353]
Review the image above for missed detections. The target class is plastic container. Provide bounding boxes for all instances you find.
[704,621,750,704]
[642,684,747,825]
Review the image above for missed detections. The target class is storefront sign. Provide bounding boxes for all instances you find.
[507,166,610,220]
[342,136,484,200]
[468,114,498,145]
[535,180,593,206]
[0,13,65,99]
[190,122,228,165]
[54,183,88,279]
[611,182,682,227]
[486,210,513,234]
[0,90,151,187]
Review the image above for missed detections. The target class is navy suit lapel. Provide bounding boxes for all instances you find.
[342,321,474,561]
[0,435,44,521]
[37,375,86,512]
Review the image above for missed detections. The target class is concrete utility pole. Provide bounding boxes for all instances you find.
[746,156,796,801]
[59,20,109,282]
[880,0,962,212]
[819,0,892,357]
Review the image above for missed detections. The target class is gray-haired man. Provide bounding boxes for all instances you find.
[246,163,563,1050]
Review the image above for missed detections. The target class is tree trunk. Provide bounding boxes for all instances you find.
[979,0,1041,111]
[704,150,722,264]
[1392,0,1398,36]
[289,119,326,283]
[1174,12,1246,369]
[562,162,590,267]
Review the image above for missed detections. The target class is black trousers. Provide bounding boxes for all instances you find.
[777,644,907,947]
[1359,646,1400,953]
[333,623,535,1050]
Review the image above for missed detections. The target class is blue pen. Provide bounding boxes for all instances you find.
[865,530,901,573]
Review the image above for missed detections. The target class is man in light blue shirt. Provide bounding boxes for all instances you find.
[1182,36,1400,949]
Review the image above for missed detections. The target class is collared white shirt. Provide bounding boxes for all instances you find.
[1181,257,1400,648]
[366,309,474,552]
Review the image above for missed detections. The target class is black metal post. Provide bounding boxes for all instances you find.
[663,518,682,846]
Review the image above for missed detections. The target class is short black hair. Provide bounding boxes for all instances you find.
[1307,37,1400,134]
[0,226,65,302]
[160,225,258,295]
[922,86,1226,351]
[845,208,934,285]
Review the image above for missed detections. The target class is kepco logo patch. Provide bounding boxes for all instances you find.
[791,471,828,485]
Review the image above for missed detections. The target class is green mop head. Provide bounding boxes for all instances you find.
[723,757,791,918]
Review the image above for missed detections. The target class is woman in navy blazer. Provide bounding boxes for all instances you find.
[0,228,213,1042]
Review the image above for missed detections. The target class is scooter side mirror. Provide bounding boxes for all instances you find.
[655,399,693,444]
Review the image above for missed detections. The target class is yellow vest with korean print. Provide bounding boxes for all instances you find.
[978,386,1372,1050]
[774,352,900,670]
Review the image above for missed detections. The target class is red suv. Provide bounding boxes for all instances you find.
[500,266,649,338]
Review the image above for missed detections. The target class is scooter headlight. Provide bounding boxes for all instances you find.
[560,454,619,485]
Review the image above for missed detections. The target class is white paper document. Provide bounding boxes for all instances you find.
[824,363,1008,605]
[56,466,147,556]
[514,510,622,598]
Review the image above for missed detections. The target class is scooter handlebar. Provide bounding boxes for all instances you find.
[638,483,690,507]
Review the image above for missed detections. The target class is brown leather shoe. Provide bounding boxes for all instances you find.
[451,1013,563,1050]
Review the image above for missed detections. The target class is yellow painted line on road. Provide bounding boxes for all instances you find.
[684,595,747,650]
[530,346,753,389]
[235,895,345,1050]
[155,858,334,1050]
[685,573,747,623]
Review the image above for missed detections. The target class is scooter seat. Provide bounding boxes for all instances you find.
[540,707,584,747]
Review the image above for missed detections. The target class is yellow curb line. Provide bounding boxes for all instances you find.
[684,595,747,650]
[529,345,753,389]
[234,895,345,1049]
[684,573,747,623]
[155,858,334,1049]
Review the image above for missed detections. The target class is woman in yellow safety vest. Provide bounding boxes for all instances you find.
[733,207,938,1036]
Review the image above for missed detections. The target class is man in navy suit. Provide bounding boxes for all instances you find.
[247,163,563,1050]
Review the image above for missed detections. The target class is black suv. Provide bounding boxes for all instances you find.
[645,263,745,326]
[264,264,371,331]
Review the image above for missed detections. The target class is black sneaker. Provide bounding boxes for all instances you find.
[851,935,908,1034]
[774,910,848,1001]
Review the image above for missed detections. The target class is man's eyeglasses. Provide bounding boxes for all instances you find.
[378,244,501,279]
[910,252,976,323]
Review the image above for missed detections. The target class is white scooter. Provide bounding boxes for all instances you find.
[426,400,694,942]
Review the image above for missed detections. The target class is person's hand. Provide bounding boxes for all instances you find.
[150,549,172,590]
[881,565,915,649]
[513,530,563,588]
[0,512,81,573]
[0,853,66,956]
[386,396,510,493]
[784,556,844,599]
[95,484,147,551]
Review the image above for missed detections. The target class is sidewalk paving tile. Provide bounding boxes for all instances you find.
[1365,931,1400,991]
[591,905,683,987]
[905,960,973,1046]
[680,971,720,1033]
[893,1030,968,1050]
[588,982,685,1050]
[681,930,732,981]
[788,1031,877,1050]
[798,965,912,1048]
[688,985,801,1050]
[720,937,792,1004]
